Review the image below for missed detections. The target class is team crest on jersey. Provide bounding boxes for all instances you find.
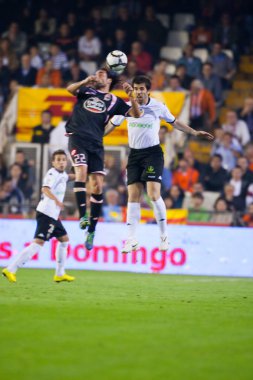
[71,149,77,156]
[83,97,106,113]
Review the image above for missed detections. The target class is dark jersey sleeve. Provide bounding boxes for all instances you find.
[110,97,131,116]
[76,86,89,99]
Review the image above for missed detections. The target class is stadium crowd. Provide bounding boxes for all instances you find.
[1,0,253,226]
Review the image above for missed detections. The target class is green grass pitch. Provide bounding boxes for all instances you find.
[0,269,253,380]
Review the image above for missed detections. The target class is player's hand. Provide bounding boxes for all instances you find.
[56,200,64,209]
[195,131,214,140]
[122,82,134,97]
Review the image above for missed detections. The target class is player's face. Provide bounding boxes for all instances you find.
[133,83,149,105]
[52,154,67,172]
[94,70,111,89]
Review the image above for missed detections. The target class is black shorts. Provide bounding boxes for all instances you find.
[127,145,164,185]
[34,212,67,241]
[68,134,105,175]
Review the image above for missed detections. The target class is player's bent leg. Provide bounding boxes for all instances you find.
[2,239,44,282]
[73,165,89,229]
[147,182,169,251]
[53,235,75,283]
[85,173,104,250]
[122,183,142,254]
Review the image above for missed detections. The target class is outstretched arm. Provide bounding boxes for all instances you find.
[173,119,214,140]
[66,76,97,95]
[104,121,117,136]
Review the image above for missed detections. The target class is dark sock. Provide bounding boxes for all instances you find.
[74,181,86,218]
[88,193,103,233]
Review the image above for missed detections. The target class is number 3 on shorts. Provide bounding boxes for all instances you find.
[73,153,86,165]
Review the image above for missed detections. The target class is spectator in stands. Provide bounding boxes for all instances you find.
[177,43,202,78]
[168,185,184,208]
[221,183,245,211]
[188,192,210,222]
[89,7,108,39]
[2,22,27,56]
[0,154,7,183]
[151,61,168,91]
[201,154,229,192]
[103,189,123,222]
[140,5,166,47]
[189,79,216,130]
[214,13,238,51]
[128,41,152,73]
[163,194,174,209]
[198,62,223,107]
[65,12,81,38]
[237,156,253,186]
[14,53,37,86]
[14,150,35,192]
[192,182,204,195]
[29,46,43,70]
[125,60,143,81]
[9,163,33,200]
[136,28,159,60]
[103,154,122,191]
[55,23,77,59]
[0,179,24,214]
[175,64,192,90]
[49,44,69,71]
[34,8,56,43]
[237,97,253,141]
[165,75,186,92]
[229,166,248,200]
[246,185,253,207]
[183,147,202,172]
[243,203,253,227]
[36,59,62,87]
[0,37,19,72]
[245,144,253,171]
[172,158,199,192]
[210,197,233,225]
[114,6,132,37]
[0,56,11,102]
[34,73,53,88]
[113,28,130,55]
[212,131,242,171]
[78,28,101,62]
[191,20,212,49]
[222,110,250,147]
[207,42,236,88]
[31,110,54,144]
[63,62,87,85]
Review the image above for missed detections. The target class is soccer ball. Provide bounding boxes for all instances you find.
[106,50,128,75]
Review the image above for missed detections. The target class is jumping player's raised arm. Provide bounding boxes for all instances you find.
[160,103,214,141]
[66,76,97,95]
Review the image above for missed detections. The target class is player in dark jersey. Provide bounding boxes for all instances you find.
[66,68,141,250]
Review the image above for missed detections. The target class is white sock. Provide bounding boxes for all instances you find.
[126,202,141,240]
[151,197,167,237]
[7,242,42,273]
[55,241,68,276]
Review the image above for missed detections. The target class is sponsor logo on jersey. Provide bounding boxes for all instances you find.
[129,121,152,128]
[83,97,106,113]
[71,149,77,156]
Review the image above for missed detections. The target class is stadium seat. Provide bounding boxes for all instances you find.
[157,13,170,28]
[193,48,209,63]
[167,31,189,47]
[79,61,97,75]
[160,47,182,62]
[173,13,195,30]
[165,63,176,75]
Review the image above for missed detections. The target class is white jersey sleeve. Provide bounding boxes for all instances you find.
[110,115,125,126]
[160,103,176,123]
[42,169,57,188]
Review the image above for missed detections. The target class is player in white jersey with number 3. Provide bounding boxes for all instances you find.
[105,76,213,253]
[2,150,75,283]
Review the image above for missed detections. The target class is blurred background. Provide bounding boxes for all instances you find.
[1,0,253,228]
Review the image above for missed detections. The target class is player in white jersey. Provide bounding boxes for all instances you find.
[105,76,213,253]
[2,150,75,283]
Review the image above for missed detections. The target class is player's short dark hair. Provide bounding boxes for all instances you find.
[132,75,151,90]
[52,150,67,161]
[99,67,119,91]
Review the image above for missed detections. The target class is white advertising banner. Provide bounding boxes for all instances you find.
[0,219,253,277]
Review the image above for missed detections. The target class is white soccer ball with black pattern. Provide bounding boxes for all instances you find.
[106,50,128,75]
